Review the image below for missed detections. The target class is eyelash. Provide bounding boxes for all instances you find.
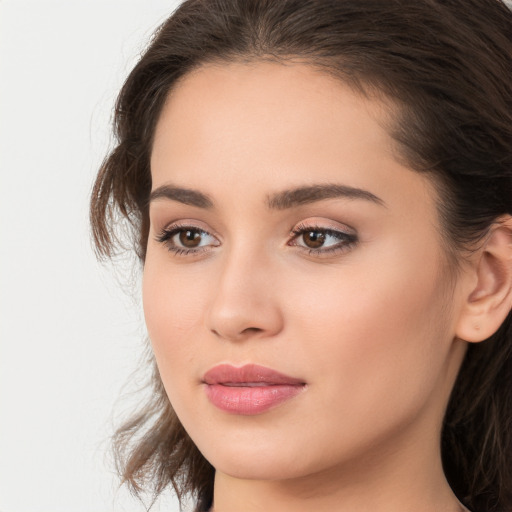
[155,222,358,257]
[288,223,358,256]
[155,223,217,256]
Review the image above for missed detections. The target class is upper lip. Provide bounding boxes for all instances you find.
[203,364,305,386]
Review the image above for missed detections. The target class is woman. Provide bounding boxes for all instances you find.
[90,0,512,511]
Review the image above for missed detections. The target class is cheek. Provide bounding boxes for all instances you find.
[142,254,210,382]
[287,239,452,427]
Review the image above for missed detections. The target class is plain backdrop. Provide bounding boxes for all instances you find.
[2,2,512,512]
[0,1,183,511]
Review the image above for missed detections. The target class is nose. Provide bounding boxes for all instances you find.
[205,249,284,342]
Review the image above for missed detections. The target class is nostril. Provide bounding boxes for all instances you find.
[241,327,263,335]
[210,326,264,341]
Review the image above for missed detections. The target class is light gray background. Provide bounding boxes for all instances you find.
[2,1,511,512]
[0,1,182,511]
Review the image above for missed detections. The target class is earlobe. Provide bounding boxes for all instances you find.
[455,216,512,343]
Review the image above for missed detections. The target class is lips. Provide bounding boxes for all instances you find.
[203,364,306,415]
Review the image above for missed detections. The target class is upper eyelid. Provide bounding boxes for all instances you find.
[289,226,357,243]
[156,224,219,244]
[158,220,219,237]
[291,219,356,235]
[157,222,353,235]
[155,220,357,245]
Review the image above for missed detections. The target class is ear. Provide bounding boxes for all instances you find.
[455,215,512,343]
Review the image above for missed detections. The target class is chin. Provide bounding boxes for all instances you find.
[210,451,312,482]
[191,426,340,483]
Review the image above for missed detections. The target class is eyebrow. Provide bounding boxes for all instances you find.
[266,184,385,210]
[149,183,385,210]
[149,185,214,208]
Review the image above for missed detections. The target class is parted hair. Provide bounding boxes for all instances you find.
[90,1,512,511]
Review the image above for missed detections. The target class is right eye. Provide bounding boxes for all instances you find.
[156,224,220,256]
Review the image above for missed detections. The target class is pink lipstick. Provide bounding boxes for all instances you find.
[203,364,306,415]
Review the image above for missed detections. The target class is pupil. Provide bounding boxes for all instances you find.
[304,231,325,248]
[179,230,201,247]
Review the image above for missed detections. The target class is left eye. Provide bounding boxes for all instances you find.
[156,226,219,253]
[290,226,357,252]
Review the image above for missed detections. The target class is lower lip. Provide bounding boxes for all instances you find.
[204,383,305,415]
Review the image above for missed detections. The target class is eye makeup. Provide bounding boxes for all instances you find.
[155,219,358,259]
[156,223,220,256]
[288,222,358,257]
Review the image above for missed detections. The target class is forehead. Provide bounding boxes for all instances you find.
[150,61,434,215]
[152,61,393,169]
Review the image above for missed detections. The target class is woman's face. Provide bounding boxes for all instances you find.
[144,62,467,482]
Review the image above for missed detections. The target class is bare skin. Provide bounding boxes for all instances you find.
[144,61,512,512]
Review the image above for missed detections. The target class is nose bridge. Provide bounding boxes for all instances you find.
[205,238,283,341]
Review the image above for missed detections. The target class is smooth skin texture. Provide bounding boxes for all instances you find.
[144,62,511,512]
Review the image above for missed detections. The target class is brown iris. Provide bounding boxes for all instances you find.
[302,230,326,248]
[179,229,202,248]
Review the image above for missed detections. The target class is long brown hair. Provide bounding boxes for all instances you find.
[90,1,512,510]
